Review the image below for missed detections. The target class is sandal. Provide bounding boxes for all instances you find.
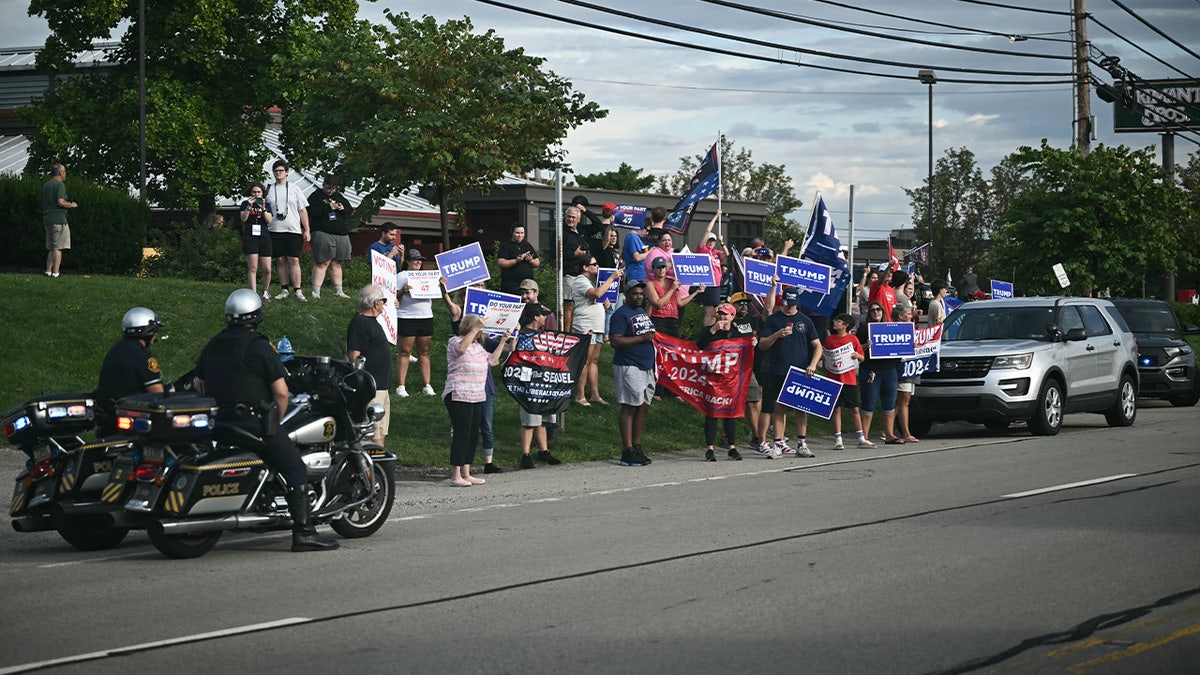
[574,398,591,407]
[884,438,906,445]
[904,436,920,443]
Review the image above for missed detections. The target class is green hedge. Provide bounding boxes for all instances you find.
[0,174,148,274]
[1169,300,1200,330]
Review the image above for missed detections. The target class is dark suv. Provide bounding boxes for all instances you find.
[1110,299,1199,407]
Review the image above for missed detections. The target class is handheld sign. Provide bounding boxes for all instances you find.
[1052,263,1071,289]
[900,324,943,379]
[671,253,716,286]
[405,270,442,299]
[823,342,858,375]
[596,268,620,305]
[776,254,833,295]
[991,279,1014,299]
[776,366,843,419]
[868,322,916,358]
[744,258,776,297]
[464,287,523,319]
[436,242,490,292]
[370,249,398,296]
[482,299,524,332]
[611,205,649,230]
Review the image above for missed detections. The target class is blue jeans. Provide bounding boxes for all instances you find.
[480,393,495,453]
[860,366,898,414]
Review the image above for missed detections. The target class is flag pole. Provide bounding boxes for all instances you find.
[846,185,855,315]
[799,190,820,256]
[716,131,723,241]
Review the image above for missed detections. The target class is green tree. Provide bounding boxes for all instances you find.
[656,137,802,250]
[573,162,655,191]
[21,1,359,215]
[277,11,607,248]
[989,141,1188,296]
[904,147,996,282]
[1173,150,1200,292]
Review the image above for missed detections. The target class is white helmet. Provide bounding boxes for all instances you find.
[224,288,264,326]
[122,307,163,339]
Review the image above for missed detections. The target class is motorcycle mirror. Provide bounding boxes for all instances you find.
[353,356,367,370]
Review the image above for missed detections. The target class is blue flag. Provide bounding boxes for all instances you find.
[664,142,720,235]
[797,194,851,317]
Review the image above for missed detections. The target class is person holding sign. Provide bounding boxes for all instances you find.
[695,210,729,326]
[609,280,657,467]
[570,258,621,406]
[394,248,437,398]
[856,302,905,445]
[443,316,512,487]
[696,303,745,461]
[759,287,823,458]
[514,303,564,470]
[823,313,871,450]
[347,285,393,447]
[647,256,703,399]
[893,304,921,443]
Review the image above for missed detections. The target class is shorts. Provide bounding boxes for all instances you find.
[242,235,272,256]
[614,365,656,406]
[696,285,722,307]
[45,224,71,250]
[562,275,578,302]
[372,390,391,438]
[312,231,351,263]
[898,381,915,394]
[861,366,899,414]
[397,317,434,337]
[270,232,303,258]
[575,330,603,346]
[835,384,861,409]
[519,410,557,427]
[760,373,786,414]
[746,373,761,404]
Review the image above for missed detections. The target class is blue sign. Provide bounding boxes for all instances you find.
[776,255,832,295]
[744,258,776,296]
[436,242,490,292]
[464,287,523,318]
[611,205,649,230]
[991,280,1014,299]
[776,366,843,419]
[671,253,716,286]
[596,268,621,305]
[868,322,916,358]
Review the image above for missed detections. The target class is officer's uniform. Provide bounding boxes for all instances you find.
[95,337,162,435]
[195,326,306,489]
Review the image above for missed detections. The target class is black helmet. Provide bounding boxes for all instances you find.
[225,288,264,326]
[122,307,163,339]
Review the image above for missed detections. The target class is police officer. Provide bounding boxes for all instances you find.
[193,289,339,552]
[95,307,165,436]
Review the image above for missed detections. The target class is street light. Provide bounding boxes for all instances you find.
[918,69,937,277]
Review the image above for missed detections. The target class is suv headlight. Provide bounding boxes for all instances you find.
[992,353,1033,370]
[1164,345,1192,359]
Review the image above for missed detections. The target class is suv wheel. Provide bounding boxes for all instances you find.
[1028,379,1063,436]
[908,415,932,438]
[983,419,1010,432]
[1168,380,1200,407]
[1104,374,1138,426]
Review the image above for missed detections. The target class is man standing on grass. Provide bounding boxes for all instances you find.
[308,174,354,299]
[42,163,77,277]
[608,280,656,467]
[266,160,311,301]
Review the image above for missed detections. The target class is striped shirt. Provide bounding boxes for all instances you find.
[443,336,493,403]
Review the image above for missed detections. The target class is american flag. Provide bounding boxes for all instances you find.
[908,242,930,265]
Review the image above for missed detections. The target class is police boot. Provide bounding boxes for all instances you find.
[287,488,339,552]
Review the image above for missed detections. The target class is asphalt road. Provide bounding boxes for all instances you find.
[2,402,1198,674]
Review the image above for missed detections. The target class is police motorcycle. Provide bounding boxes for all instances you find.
[115,353,395,559]
[5,393,137,550]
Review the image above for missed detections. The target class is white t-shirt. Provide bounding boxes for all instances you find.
[570,275,604,334]
[265,181,308,235]
[396,270,434,319]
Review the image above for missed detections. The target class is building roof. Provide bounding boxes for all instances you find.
[0,134,28,175]
[0,44,117,71]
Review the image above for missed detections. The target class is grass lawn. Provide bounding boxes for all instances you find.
[1,269,836,470]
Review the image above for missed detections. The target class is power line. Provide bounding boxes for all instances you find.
[544,0,1075,79]
[697,0,1075,60]
[1088,16,1198,81]
[473,0,1074,85]
[1106,0,1200,63]
[805,0,1072,43]
[570,76,1061,97]
[948,0,1071,16]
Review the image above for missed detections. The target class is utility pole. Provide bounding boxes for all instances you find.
[1073,0,1091,156]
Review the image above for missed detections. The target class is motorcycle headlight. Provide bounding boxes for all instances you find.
[367,402,386,422]
[992,353,1033,370]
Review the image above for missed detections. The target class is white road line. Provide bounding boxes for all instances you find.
[0,618,312,675]
[1002,474,1139,499]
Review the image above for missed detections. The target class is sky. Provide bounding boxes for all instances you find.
[2,0,1199,241]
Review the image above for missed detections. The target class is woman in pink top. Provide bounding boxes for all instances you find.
[695,209,728,326]
[443,315,511,487]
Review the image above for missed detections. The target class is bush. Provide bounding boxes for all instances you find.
[1170,300,1200,330]
[142,224,244,283]
[0,173,148,274]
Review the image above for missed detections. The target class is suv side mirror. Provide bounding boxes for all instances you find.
[1064,327,1087,341]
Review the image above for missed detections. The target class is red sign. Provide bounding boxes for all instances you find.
[654,334,754,418]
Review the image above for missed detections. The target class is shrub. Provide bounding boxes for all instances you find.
[1170,300,1200,330]
[0,173,148,274]
[142,223,244,283]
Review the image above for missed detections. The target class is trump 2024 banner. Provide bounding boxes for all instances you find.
[653,333,753,418]
[502,331,589,416]
[776,367,843,420]
[436,242,490,292]
[900,324,943,379]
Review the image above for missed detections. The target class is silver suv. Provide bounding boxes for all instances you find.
[911,297,1139,436]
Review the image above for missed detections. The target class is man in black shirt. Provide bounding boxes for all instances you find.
[496,223,541,295]
[95,307,165,436]
[347,285,393,447]
[308,174,355,299]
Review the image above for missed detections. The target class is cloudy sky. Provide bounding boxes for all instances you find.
[3,0,1198,240]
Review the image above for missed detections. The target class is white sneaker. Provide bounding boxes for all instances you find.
[832,440,845,450]
[395,386,409,398]
[754,442,772,456]
[262,290,271,302]
[421,384,436,396]
[310,289,320,299]
[858,438,876,449]
[333,290,350,298]
[409,354,419,364]
[779,438,796,455]
[796,441,815,458]
[294,289,307,302]
[274,289,290,300]
[770,440,785,459]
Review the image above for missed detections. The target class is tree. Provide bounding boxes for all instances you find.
[1172,150,1200,292]
[656,137,802,250]
[21,0,359,214]
[989,141,1188,296]
[573,162,655,191]
[277,11,607,248]
[903,147,996,282]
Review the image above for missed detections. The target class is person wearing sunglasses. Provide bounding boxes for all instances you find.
[857,302,904,445]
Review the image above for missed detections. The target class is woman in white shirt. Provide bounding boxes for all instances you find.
[570,256,622,406]
[394,249,436,397]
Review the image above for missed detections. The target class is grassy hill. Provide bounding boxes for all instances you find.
[2,270,812,469]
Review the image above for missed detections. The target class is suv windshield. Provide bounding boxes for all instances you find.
[1113,303,1181,337]
[944,306,1057,342]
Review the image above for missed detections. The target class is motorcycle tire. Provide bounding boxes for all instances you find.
[53,514,129,551]
[331,455,394,539]
[147,529,223,559]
